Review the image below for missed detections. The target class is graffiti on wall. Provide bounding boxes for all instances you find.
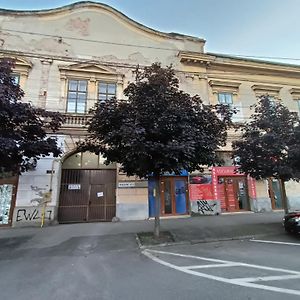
[190,200,220,216]
[197,200,216,214]
[16,208,53,222]
[12,185,54,225]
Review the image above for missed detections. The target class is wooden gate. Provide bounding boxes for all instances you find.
[58,169,116,223]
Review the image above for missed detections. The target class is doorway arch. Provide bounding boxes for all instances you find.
[58,152,117,223]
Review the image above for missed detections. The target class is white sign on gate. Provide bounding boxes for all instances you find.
[68,184,81,190]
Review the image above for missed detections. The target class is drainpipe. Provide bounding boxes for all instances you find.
[41,158,60,227]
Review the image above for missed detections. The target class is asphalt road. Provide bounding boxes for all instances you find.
[1,228,300,300]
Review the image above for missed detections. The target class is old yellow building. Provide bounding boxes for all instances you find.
[0,1,300,226]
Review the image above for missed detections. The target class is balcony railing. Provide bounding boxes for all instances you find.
[62,114,92,128]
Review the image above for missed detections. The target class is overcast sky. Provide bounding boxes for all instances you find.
[0,0,299,64]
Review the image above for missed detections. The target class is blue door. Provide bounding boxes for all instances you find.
[148,176,188,217]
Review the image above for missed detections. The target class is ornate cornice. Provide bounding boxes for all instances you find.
[251,84,282,96]
[179,51,300,77]
[209,80,241,94]
[290,88,300,100]
[0,54,32,76]
[58,62,123,82]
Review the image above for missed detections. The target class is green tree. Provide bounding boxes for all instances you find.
[232,95,299,213]
[0,59,64,177]
[79,63,233,237]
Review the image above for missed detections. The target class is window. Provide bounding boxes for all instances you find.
[98,82,116,102]
[218,93,233,105]
[268,96,276,106]
[11,74,20,85]
[66,80,87,114]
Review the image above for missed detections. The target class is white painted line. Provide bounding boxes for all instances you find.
[182,263,242,269]
[143,249,300,297]
[148,249,300,274]
[147,249,239,263]
[236,274,300,283]
[251,239,300,246]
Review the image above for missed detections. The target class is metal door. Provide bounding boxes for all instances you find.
[58,169,116,223]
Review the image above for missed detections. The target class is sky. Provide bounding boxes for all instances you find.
[0,0,299,65]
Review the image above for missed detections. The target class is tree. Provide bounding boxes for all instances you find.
[79,63,233,237]
[0,59,64,177]
[232,95,299,213]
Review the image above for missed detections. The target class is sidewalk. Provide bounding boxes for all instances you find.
[0,212,285,248]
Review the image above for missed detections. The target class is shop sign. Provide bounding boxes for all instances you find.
[118,182,135,188]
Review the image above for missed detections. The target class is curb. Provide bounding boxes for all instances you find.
[137,232,277,249]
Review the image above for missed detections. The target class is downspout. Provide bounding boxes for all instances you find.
[41,158,60,227]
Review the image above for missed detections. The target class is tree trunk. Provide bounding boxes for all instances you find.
[279,178,289,214]
[154,175,161,239]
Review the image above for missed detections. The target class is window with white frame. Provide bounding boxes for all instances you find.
[66,80,87,114]
[98,82,116,102]
[218,93,233,105]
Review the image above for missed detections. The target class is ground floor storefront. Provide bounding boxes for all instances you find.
[2,146,300,227]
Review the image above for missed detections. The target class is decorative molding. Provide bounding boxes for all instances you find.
[58,62,124,86]
[59,62,118,76]
[290,88,300,100]
[179,52,212,66]
[251,84,282,98]
[209,80,241,94]
[0,55,32,76]
[179,51,300,78]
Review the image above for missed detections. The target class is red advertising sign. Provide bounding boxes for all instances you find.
[189,184,214,201]
[212,166,244,176]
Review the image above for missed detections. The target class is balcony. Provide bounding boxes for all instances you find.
[61,113,92,131]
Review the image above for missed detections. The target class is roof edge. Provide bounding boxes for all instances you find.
[207,52,300,69]
[0,1,205,44]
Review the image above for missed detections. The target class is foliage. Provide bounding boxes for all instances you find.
[287,123,300,179]
[79,63,233,178]
[0,59,64,176]
[232,95,299,181]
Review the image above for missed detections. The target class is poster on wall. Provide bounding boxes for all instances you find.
[189,175,213,201]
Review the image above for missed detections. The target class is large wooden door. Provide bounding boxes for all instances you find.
[58,169,116,223]
[160,177,189,216]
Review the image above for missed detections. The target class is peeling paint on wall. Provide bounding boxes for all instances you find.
[65,17,90,36]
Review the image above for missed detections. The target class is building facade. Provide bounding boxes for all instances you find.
[1,2,300,227]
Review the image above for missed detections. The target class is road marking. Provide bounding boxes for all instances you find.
[143,249,300,296]
[235,274,300,282]
[146,249,300,274]
[251,239,300,246]
[182,263,241,269]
